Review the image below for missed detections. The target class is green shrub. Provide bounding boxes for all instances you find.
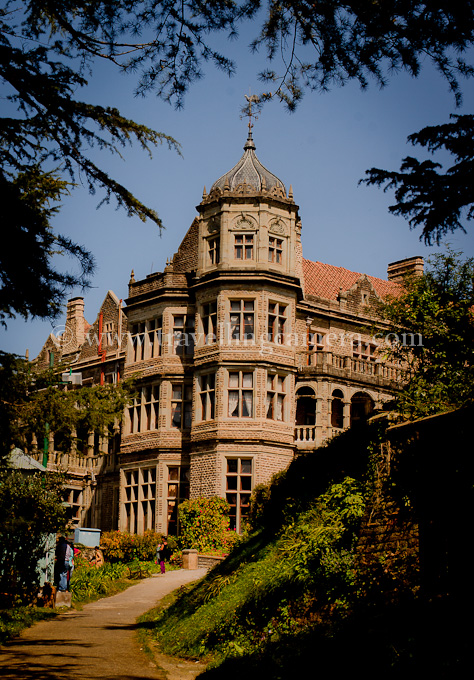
[69,561,127,601]
[178,496,232,553]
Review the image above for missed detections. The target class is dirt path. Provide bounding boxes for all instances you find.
[0,569,208,680]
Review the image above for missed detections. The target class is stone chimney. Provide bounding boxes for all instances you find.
[64,297,86,353]
[387,256,424,284]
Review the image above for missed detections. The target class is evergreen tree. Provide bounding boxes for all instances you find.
[363,114,474,246]
[2,1,474,321]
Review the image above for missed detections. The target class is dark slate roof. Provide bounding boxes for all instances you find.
[210,132,286,194]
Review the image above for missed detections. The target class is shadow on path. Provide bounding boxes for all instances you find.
[0,568,208,680]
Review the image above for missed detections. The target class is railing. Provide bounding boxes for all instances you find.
[301,351,405,383]
[33,450,117,474]
[294,425,317,443]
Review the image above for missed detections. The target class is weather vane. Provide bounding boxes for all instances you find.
[242,92,260,133]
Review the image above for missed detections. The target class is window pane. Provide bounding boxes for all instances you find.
[171,402,182,427]
[242,373,253,388]
[240,476,252,491]
[241,391,253,417]
[228,390,239,417]
[229,373,239,388]
[227,459,238,473]
[241,459,252,474]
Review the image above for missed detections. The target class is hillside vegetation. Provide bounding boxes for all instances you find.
[144,420,471,677]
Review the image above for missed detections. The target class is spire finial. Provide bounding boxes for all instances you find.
[241,92,260,143]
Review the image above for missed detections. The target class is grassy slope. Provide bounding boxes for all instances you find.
[148,423,471,678]
[149,428,376,672]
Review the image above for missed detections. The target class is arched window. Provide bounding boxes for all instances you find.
[350,392,374,428]
[331,389,344,429]
[295,386,316,426]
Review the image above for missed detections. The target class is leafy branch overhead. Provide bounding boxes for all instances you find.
[2,2,474,322]
[362,115,474,246]
[19,2,474,107]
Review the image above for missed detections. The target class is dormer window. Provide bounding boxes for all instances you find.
[234,234,254,260]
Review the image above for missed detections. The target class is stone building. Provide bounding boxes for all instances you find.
[34,291,126,530]
[33,131,421,535]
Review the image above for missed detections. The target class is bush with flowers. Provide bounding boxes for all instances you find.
[178,496,237,554]
[100,530,166,563]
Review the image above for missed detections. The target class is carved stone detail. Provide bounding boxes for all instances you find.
[230,212,258,231]
[269,218,287,236]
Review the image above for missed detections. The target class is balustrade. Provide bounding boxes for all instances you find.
[294,425,317,443]
[303,350,404,383]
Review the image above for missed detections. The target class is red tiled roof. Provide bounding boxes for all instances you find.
[302,258,401,301]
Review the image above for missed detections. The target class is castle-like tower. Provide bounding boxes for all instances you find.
[34,130,417,535]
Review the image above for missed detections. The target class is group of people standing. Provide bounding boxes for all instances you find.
[54,535,171,591]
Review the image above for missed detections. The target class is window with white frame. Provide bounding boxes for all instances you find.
[131,319,161,361]
[147,317,162,358]
[128,384,160,433]
[208,237,220,265]
[267,302,287,343]
[202,301,217,344]
[123,467,156,533]
[166,465,190,535]
[131,322,146,362]
[268,236,283,264]
[171,384,193,429]
[266,373,287,421]
[226,458,252,532]
[199,373,215,421]
[230,300,254,341]
[234,233,254,260]
[228,371,254,418]
[173,314,195,356]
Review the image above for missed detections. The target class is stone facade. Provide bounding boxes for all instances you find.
[32,132,421,536]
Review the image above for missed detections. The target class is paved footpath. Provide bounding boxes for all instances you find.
[0,568,208,680]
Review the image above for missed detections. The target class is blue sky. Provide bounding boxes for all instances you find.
[2,26,474,358]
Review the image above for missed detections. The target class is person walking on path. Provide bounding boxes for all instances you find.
[0,567,208,679]
[156,540,170,575]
